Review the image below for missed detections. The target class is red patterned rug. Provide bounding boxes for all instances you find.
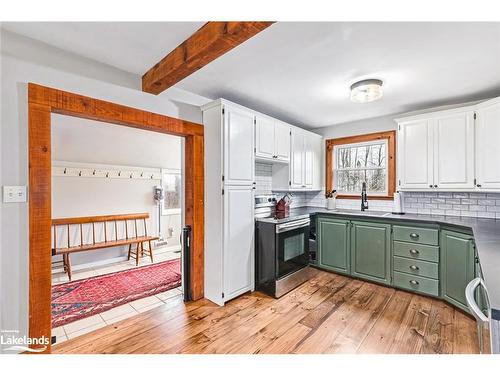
[51,258,181,328]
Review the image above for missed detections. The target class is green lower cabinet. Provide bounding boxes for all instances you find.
[317,217,350,274]
[350,221,391,285]
[441,230,475,311]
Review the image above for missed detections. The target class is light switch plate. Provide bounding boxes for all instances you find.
[3,185,27,203]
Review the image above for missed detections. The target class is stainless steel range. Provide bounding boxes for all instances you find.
[254,194,311,298]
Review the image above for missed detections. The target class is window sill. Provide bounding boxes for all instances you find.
[336,195,394,201]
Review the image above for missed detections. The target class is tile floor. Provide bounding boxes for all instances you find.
[52,245,182,345]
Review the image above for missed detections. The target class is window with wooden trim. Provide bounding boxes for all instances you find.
[326,131,396,200]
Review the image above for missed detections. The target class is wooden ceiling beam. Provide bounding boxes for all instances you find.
[142,21,274,95]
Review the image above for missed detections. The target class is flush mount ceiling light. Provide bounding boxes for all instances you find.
[350,79,384,103]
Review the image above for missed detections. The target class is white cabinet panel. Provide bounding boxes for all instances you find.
[304,135,314,188]
[312,135,324,190]
[398,119,434,189]
[255,116,275,159]
[274,121,291,161]
[476,98,500,189]
[290,129,304,188]
[224,105,255,185]
[434,112,475,189]
[223,186,254,301]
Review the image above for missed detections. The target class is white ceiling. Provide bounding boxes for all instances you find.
[3,22,500,127]
[1,22,204,74]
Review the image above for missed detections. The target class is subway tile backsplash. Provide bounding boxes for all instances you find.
[402,192,500,219]
[256,162,500,219]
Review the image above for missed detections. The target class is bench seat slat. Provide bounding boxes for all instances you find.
[54,235,159,255]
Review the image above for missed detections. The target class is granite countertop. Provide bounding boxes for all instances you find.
[257,206,500,317]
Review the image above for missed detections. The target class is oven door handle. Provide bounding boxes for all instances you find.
[276,218,310,233]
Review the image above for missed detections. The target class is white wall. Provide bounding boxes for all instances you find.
[312,115,397,139]
[0,29,210,352]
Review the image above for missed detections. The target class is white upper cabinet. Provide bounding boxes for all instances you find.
[289,129,323,190]
[433,111,475,189]
[290,129,305,188]
[274,121,291,161]
[255,116,290,162]
[397,100,500,191]
[304,134,314,188]
[476,97,500,189]
[255,115,275,159]
[398,119,434,189]
[223,105,255,185]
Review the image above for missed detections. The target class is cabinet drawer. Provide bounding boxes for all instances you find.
[393,256,439,279]
[393,241,439,263]
[393,225,439,246]
[393,271,439,297]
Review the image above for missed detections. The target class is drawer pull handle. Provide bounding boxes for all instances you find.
[410,233,419,240]
[409,265,420,271]
[409,249,420,255]
[409,280,420,286]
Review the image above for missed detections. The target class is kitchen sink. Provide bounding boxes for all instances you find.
[331,209,392,217]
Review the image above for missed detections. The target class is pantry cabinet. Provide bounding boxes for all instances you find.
[224,105,255,185]
[397,108,475,190]
[475,97,500,189]
[202,99,255,306]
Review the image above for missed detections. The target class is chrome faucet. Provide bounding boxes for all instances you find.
[361,182,369,211]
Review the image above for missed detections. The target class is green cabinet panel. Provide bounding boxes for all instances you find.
[393,225,439,246]
[317,217,350,274]
[350,221,391,285]
[393,241,440,263]
[393,256,439,279]
[393,271,439,296]
[441,230,475,311]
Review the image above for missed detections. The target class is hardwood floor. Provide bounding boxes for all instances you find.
[53,269,479,354]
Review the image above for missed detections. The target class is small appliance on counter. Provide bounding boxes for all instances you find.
[254,194,310,298]
[392,191,405,215]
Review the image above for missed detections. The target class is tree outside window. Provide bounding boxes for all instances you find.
[334,139,388,195]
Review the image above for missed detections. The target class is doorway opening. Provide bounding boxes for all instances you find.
[49,115,185,343]
[28,83,204,353]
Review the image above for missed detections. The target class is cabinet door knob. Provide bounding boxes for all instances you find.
[409,233,419,240]
[434,185,438,188]
[409,265,419,271]
[429,184,433,188]
[409,249,420,255]
[409,280,420,286]
[477,184,482,188]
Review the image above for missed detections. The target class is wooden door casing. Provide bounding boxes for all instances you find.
[28,83,205,353]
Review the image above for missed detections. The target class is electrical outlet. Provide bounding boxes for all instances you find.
[3,186,27,203]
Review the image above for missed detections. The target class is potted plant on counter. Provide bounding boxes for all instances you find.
[325,190,337,210]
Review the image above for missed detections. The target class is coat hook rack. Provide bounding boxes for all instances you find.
[106,172,109,178]
[78,171,82,177]
[150,174,154,179]
[140,172,144,177]
[63,168,67,174]
[92,170,96,175]
[118,171,122,177]
[130,173,133,179]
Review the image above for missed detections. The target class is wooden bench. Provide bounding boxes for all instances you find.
[51,213,159,280]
